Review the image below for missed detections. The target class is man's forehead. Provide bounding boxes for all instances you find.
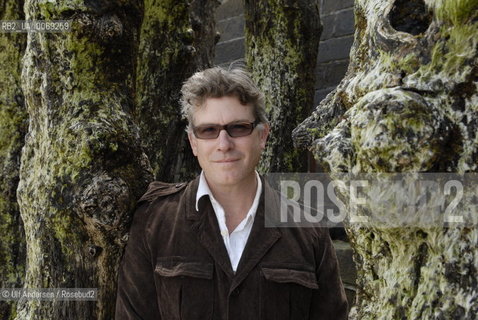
[199,95,251,107]
[191,96,255,124]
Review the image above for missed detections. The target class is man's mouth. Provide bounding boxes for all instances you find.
[214,159,239,163]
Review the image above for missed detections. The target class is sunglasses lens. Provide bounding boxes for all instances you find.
[194,125,220,139]
[193,121,258,139]
[227,123,253,137]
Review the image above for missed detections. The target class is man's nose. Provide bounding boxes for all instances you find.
[217,129,233,150]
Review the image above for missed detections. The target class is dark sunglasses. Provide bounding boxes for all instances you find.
[192,120,261,139]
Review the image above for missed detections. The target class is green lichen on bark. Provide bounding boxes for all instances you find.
[244,0,321,173]
[0,0,27,319]
[294,0,478,318]
[136,0,219,182]
[434,0,478,25]
[16,0,152,319]
[350,88,448,172]
[347,223,478,319]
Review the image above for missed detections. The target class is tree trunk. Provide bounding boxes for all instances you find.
[244,0,321,173]
[0,1,27,319]
[294,0,478,319]
[16,1,152,318]
[136,0,220,182]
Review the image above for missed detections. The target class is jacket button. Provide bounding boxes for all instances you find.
[231,288,240,296]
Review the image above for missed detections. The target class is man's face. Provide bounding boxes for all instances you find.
[188,96,269,189]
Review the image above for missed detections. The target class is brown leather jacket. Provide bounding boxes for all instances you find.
[115,176,348,320]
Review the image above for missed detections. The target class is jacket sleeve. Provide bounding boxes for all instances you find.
[115,202,161,320]
[309,228,349,320]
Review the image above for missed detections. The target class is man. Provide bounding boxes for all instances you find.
[115,67,348,319]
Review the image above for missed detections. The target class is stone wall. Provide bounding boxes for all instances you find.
[315,0,354,103]
[215,0,245,67]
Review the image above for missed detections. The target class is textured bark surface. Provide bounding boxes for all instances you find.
[0,1,27,319]
[294,0,478,319]
[16,1,152,318]
[244,0,321,173]
[136,0,219,182]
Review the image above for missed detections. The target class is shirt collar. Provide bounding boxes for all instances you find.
[196,171,212,211]
[195,171,262,213]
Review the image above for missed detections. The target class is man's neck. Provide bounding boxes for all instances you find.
[206,173,258,232]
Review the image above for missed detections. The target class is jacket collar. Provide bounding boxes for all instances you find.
[185,176,201,221]
[230,182,281,291]
[185,175,282,285]
[185,176,233,276]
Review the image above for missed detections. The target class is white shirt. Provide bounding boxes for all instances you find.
[195,171,262,272]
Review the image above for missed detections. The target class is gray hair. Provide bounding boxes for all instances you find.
[180,67,268,130]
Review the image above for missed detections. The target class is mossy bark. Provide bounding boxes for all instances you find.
[136,0,220,182]
[0,1,27,319]
[16,0,152,318]
[244,0,321,173]
[294,0,478,319]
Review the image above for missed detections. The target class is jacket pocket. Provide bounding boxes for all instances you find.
[261,267,318,289]
[260,266,318,320]
[155,257,213,320]
[155,260,213,279]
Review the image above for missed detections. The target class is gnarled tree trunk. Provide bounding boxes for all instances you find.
[294,0,478,319]
[0,1,27,319]
[244,0,321,173]
[16,0,152,318]
[136,0,220,182]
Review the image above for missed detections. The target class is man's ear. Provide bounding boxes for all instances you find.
[188,131,198,156]
[259,123,270,149]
